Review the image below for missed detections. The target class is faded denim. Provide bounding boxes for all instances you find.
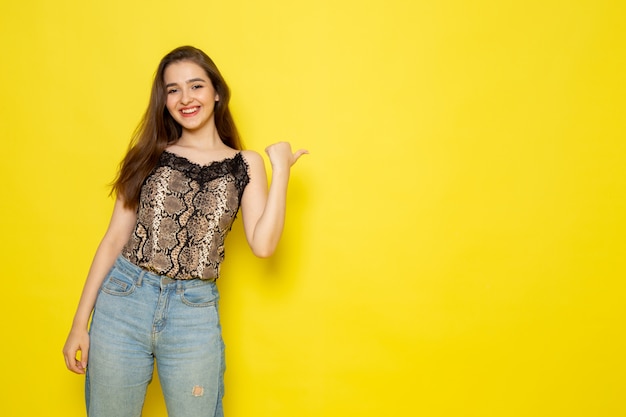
[86,255,225,417]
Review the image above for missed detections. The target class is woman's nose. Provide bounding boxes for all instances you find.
[181,89,192,104]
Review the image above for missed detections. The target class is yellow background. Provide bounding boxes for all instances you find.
[1,0,625,416]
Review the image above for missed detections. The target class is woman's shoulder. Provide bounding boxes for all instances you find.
[239,150,268,184]
[239,149,264,168]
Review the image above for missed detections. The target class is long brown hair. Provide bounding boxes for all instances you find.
[112,46,242,209]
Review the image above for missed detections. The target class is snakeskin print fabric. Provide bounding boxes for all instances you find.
[122,151,250,280]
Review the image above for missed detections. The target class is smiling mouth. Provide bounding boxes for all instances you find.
[181,107,199,115]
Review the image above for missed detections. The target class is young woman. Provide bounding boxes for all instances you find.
[62,45,307,417]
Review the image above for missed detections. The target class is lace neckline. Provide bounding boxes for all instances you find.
[162,150,242,169]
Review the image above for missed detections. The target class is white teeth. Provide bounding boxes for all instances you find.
[181,107,198,114]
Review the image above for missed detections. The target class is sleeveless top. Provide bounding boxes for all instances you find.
[122,151,250,280]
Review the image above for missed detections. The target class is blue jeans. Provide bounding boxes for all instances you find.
[86,255,225,417]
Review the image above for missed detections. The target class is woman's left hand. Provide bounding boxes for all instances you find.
[265,142,308,172]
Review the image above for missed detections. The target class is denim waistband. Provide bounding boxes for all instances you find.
[113,255,216,290]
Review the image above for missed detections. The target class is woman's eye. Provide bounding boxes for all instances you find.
[191,84,203,90]
[167,89,178,94]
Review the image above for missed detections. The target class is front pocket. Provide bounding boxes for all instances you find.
[101,272,136,296]
[180,284,218,307]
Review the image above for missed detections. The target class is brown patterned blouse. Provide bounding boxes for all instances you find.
[122,151,250,280]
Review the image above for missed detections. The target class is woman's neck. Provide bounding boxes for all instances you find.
[176,128,225,151]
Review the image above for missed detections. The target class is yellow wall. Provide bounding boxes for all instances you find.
[1,0,625,415]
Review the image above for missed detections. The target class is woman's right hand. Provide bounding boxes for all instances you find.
[63,328,90,374]
[61,197,137,374]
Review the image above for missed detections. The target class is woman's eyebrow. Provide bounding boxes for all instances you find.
[165,78,207,88]
[186,77,206,83]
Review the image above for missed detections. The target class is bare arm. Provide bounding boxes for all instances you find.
[62,198,137,374]
[240,142,307,258]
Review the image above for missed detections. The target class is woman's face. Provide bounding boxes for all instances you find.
[164,60,219,134]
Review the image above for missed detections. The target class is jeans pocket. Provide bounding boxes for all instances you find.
[180,284,218,307]
[101,269,136,297]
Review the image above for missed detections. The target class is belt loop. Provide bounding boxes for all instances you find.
[137,271,144,287]
[176,280,183,294]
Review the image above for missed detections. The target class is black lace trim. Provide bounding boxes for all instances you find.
[159,151,250,199]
